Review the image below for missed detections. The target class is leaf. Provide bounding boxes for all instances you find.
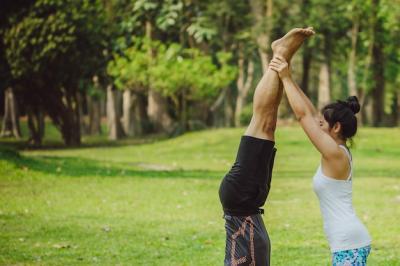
[102,226,111,232]
[53,243,71,249]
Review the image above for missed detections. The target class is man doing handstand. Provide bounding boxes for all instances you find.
[219,27,315,266]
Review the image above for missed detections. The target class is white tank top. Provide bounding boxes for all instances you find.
[313,145,371,252]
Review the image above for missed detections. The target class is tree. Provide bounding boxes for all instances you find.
[131,0,176,132]
[195,1,253,127]
[109,39,236,133]
[370,0,385,126]
[250,0,274,73]
[0,87,21,139]
[235,46,254,126]
[107,38,151,137]
[150,43,237,132]
[0,0,35,141]
[379,0,400,125]
[3,0,108,145]
[107,85,125,140]
[87,76,104,135]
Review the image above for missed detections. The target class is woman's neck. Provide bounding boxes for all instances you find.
[332,135,346,146]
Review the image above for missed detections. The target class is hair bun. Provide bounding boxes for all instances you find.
[346,96,360,114]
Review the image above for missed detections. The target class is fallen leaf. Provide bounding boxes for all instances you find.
[102,226,111,232]
[53,243,71,249]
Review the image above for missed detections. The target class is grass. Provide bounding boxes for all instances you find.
[0,125,399,265]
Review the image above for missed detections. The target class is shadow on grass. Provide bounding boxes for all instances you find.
[0,133,168,151]
[0,147,223,179]
[2,146,397,179]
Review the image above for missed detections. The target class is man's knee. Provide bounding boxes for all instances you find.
[254,113,277,134]
[262,120,276,136]
[245,115,276,140]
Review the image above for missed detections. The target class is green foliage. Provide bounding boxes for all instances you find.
[107,39,151,91]
[133,0,159,12]
[2,0,400,144]
[86,83,105,101]
[156,0,183,31]
[186,16,217,43]
[239,103,253,126]
[3,0,106,84]
[2,0,108,145]
[380,0,400,95]
[108,38,237,103]
[150,45,237,101]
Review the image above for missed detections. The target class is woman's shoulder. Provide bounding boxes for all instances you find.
[338,145,352,161]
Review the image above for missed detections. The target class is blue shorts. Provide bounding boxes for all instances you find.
[332,245,371,266]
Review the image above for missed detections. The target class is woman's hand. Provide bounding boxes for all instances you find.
[269,56,290,79]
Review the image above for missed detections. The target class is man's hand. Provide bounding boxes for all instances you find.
[269,56,290,79]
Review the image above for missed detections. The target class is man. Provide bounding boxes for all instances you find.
[219,27,315,265]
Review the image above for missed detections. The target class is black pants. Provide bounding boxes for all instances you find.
[219,136,276,266]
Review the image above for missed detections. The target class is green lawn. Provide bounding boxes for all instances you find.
[0,126,399,265]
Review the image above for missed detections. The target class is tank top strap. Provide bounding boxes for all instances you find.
[339,145,352,180]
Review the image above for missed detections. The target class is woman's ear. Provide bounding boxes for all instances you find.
[333,122,341,134]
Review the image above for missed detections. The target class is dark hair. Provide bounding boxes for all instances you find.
[321,96,360,140]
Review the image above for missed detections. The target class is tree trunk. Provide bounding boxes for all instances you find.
[100,96,106,117]
[371,0,385,126]
[134,93,148,135]
[66,92,81,146]
[122,89,135,136]
[107,85,124,140]
[397,91,400,126]
[300,0,312,96]
[301,44,313,97]
[278,91,293,119]
[318,34,332,110]
[1,87,21,139]
[362,95,374,125]
[235,51,254,126]
[348,17,359,97]
[27,106,44,146]
[123,90,147,136]
[371,66,385,128]
[147,89,173,132]
[146,19,173,132]
[180,89,187,131]
[77,92,88,135]
[359,17,374,125]
[208,88,227,127]
[250,0,273,73]
[389,91,398,126]
[88,95,102,135]
[318,62,331,109]
[44,89,81,146]
[224,88,234,127]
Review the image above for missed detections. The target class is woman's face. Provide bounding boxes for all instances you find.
[318,114,331,134]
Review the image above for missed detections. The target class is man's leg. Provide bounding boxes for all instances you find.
[245,27,315,141]
[221,27,315,266]
[221,67,281,265]
[244,66,283,141]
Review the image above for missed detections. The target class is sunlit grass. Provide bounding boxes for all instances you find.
[0,126,399,265]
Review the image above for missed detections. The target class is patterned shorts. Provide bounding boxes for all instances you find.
[223,214,270,266]
[332,245,371,266]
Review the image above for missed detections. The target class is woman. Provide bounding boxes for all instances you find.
[269,56,371,265]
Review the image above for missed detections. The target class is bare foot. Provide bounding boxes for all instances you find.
[271,27,315,62]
